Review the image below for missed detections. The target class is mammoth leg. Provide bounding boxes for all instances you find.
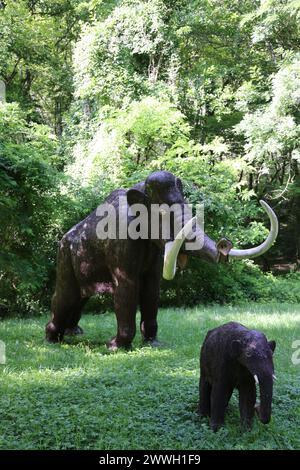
[64,298,87,336]
[46,246,83,343]
[239,382,256,429]
[46,287,83,343]
[199,375,211,417]
[107,276,138,351]
[140,251,161,343]
[139,259,161,343]
[210,381,231,432]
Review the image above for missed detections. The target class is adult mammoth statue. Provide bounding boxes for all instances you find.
[46,171,278,349]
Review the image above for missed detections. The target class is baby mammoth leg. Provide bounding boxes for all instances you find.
[210,381,232,432]
[199,375,212,418]
[239,381,256,429]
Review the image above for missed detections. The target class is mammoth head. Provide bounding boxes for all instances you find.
[231,333,276,424]
[126,171,279,280]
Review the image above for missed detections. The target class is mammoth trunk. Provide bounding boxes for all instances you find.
[256,375,273,424]
[163,215,232,280]
[162,199,279,281]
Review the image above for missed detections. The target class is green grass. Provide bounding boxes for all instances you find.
[0,304,300,450]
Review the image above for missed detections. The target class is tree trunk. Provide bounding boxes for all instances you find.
[291,160,300,267]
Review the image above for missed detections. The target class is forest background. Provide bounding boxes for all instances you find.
[1,0,300,316]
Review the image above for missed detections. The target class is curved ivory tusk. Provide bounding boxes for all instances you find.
[273,374,277,381]
[229,200,278,259]
[163,216,197,280]
[254,374,259,385]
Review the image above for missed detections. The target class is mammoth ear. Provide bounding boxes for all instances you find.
[231,339,242,358]
[175,177,183,192]
[127,189,148,206]
[268,340,276,354]
[217,238,233,260]
[177,253,188,270]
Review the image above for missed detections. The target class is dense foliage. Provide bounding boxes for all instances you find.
[1,0,300,315]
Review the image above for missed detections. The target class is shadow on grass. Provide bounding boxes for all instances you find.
[0,357,242,450]
[2,348,298,450]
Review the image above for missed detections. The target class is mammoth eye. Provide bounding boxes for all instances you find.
[245,350,252,358]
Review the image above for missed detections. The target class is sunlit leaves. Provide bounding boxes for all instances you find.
[236,54,300,197]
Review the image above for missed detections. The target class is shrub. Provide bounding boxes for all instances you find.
[160,260,300,306]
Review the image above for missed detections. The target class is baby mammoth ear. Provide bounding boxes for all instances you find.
[268,340,276,354]
[231,339,242,358]
[127,189,148,206]
[175,177,183,192]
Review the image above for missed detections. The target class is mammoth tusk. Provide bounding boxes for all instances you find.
[229,200,278,259]
[273,374,277,381]
[254,374,259,385]
[163,216,197,281]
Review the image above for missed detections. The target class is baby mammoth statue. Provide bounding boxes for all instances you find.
[199,322,276,432]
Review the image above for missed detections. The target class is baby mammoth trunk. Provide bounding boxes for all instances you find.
[254,374,274,424]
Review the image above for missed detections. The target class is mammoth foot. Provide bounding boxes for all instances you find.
[240,419,254,431]
[210,421,223,433]
[45,321,63,343]
[142,337,163,348]
[106,336,133,352]
[64,325,84,336]
[198,407,210,419]
[46,335,61,344]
